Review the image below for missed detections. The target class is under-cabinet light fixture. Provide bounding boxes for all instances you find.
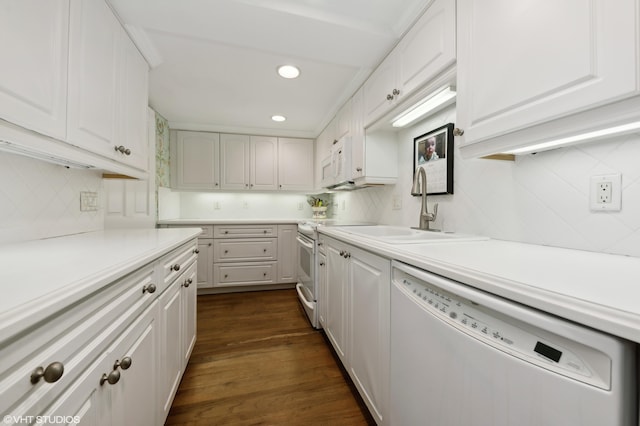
[392,86,457,128]
[505,121,640,155]
[0,139,93,169]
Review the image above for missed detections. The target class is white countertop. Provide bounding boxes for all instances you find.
[319,228,640,344]
[0,228,202,343]
[157,219,302,225]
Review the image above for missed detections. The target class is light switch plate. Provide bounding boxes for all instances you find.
[80,191,98,212]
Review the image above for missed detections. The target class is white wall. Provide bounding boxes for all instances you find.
[0,152,104,243]
[158,189,315,220]
[333,105,640,258]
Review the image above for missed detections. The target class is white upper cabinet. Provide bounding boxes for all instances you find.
[456,0,640,157]
[363,0,456,126]
[220,134,278,190]
[250,136,278,190]
[67,0,120,156]
[220,134,250,190]
[67,0,149,170]
[0,0,69,140]
[119,34,150,171]
[173,130,220,189]
[278,137,314,191]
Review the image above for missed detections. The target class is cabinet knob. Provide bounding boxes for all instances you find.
[100,370,121,386]
[263,248,267,253]
[263,230,267,234]
[114,357,132,371]
[263,272,267,277]
[193,248,200,254]
[392,88,400,96]
[224,250,229,254]
[114,145,125,153]
[386,94,394,101]
[183,278,193,288]
[171,264,181,271]
[224,274,228,279]
[124,148,131,156]
[30,362,64,384]
[356,167,362,172]
[453,127,465,136]
[215,183,219,187]
[320,262,325,266]
[142,283,156,294]
[224,231,229,234]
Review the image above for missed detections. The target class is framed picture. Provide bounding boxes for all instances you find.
[412,123,454,195]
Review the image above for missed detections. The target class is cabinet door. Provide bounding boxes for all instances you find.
[317,252,327,328]
[348,247,390,425]
[111,303,159,426]
[396,0,456,97]
[363,53,397,126]
[350,88,365,179]
[67,0,120,157]
[118,33,149,171]
[174,131,220,189]
[0,0,69,140]
[251,135,278,190]
[182,264,197,368]
[277,224,297,283]
[196,239,213,288]
[158,280,183,419]
[457,0,639,147]
[220,134,250,190]
[325,241,348,364]
[278,138,314,190]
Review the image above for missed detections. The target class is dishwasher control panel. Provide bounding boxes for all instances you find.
[393,267,612,390]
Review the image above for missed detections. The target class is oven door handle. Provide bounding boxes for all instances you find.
[296,283,315,310]
[296,235,314,250]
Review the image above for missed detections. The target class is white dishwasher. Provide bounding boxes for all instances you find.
[390,261,637,426]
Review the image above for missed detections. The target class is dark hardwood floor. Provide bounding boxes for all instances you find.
[165,289,375,425]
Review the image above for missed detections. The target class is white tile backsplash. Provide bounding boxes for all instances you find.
[159,190,314,220]
[334,105,640,258]
[0,152,104,243]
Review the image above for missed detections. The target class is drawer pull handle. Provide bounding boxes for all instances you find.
[193,248,200,254]
[30,362,64,384]
[114,357,132,370]
[263,272,267,277]
[172,264,181,272]
[100,370,121,386]
[183,278,193,288]
[142,283,156,294]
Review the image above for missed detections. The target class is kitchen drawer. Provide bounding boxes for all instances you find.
[0,265,157,418]
[213,224,277,238]
[213,238,277,262]
[161,240,198,288]
[213,262,277,287]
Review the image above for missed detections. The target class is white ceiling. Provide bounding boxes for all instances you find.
[107,0,431,138]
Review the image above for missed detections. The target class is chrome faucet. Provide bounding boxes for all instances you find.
[411,167,438,231]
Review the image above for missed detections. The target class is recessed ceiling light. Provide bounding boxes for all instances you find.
[271,115,286,122]
[277,65,300,79]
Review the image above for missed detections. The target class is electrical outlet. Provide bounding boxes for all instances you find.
[80,192,98,212]
[297,202,303,210]
[590,174,621,211]
[392,195,402,210]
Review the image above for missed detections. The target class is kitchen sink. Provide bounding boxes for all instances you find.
[332,225,488,244]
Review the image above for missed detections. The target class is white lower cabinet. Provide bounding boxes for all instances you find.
[211,224,297,288]
[0,238,198,426]
[323,236,390,425]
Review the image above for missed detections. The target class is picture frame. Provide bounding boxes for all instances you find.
[412,123,454,195]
